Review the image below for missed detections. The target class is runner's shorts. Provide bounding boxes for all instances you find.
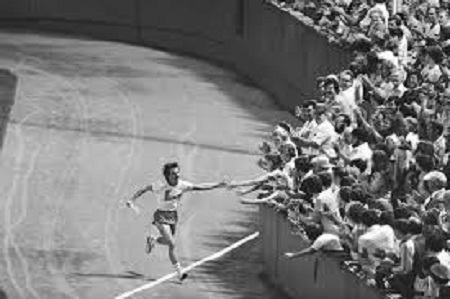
[152,209,178,235]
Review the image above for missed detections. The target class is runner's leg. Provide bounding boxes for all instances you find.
[155,223,187,281]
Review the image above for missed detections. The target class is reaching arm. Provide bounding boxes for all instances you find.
[127,184,153,204]
[227,172,275,189]
[191,181,226,191]
[284,247,317,259]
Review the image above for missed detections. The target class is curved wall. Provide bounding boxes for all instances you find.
[0,0,352,111]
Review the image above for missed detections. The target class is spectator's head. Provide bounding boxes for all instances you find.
[304,100,317,121]
[350,186,369,205]
[335,114,352,134]
[405,117,418,134]
[324,75,340,98]
[276,122,293,136]
[369,8,384,25]
[430,120,444,140]
[422,210,440,237]
[304,222,324,242]
[258,141,271,155]
[318,171,333,189]
[351,127,368,146]
[340,175,356,187]
[265,154,283,171]
[405,71,421,89]
[347,202,366,225]
[314,104,328,124]
[279,143,297,163]
[390,70,404,88]
[408,217,423,235]
[393,219,411,239]
[300,174,323,196]
[426,46,444,66]
[415,153,435,173]
[439,8,449,26]
[388,14,402,32]
[348,159,368,177]
[379,211,395,226]
[294,155,312,175]
[416,141,435,157]
[339,70,354,91]
[423,171,447,193]
[361,209,380,227]
[425,231,447,253]
[371,150,389,172]
[331,166,347,186]
[427,6,439,24]
[339,186,352,204]
[443,190,450,210]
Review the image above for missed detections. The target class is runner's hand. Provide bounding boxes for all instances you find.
[284,253,295,259]
[126,200,140,214]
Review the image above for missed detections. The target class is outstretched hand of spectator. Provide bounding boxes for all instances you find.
[283,252,295,259]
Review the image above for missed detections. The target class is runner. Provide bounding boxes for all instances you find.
[125,161,228,282]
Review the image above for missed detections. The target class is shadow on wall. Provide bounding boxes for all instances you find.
[151,54,300,141]
[0,288,7,299]
[0,69,17,150]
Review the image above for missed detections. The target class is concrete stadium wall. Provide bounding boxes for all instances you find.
[259,205,384,299]
[0,0,352,111]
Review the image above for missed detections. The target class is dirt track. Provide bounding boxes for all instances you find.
[0,31,295,299]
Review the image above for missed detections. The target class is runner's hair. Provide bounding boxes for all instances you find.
[163,162,179,177]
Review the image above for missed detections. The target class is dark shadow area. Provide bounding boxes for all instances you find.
[188,208,291,299]
[0,69,17,151]
[72,271,155,281]
[0,288,7,299]
[150,54,300,137]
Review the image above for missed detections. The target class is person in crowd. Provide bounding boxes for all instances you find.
[256,1,450,297]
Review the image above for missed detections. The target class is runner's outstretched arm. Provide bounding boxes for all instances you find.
[191,181,227,191]
[126,184,153,206]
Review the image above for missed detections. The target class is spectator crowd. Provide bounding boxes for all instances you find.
[227,0,450,298]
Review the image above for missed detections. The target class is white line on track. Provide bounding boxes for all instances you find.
[115,231,260,299]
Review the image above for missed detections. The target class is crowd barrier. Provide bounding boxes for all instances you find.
[259,205,385,299]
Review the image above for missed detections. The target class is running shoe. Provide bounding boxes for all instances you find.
[146,236,156,254]
[179,273,188,282]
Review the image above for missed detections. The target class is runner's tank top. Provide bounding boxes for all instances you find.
[152,180,194,211]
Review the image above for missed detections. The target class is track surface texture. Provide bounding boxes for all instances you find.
[0,31,296,299]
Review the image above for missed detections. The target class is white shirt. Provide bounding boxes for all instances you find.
[311,233,343,251]
[350,142,373,174]
[311,120,338,158]
[358,224,396,256]
[297,119,318,156]
[336,88,358,122]
[315,187,341,234]
[152,179,194,211]
[406,132,419,152]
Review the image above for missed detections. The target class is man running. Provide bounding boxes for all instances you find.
[125,162,227,281]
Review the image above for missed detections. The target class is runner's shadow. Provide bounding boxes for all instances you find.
[72,270,155,281]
